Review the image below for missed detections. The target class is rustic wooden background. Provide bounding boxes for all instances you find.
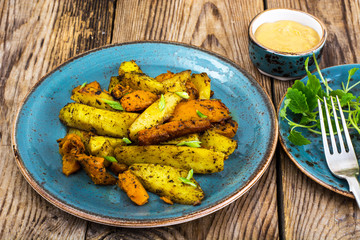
[1,0,360,239]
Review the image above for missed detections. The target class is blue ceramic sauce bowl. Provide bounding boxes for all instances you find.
[248,8,327,81]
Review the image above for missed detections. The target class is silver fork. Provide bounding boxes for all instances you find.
[318,96,360,207]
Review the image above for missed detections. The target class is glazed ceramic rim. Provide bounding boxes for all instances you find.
[276,64,360,198]
[12,40,279,227]
[249,8,327,56]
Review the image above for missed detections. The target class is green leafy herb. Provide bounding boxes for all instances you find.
[80,82,87,89]
[102,99,124,111]
[196,110,208,118]
[177,141,202,148]
[175,91,190,99]
[286,88,309,114]
[280,99,291,119]
[281,53,360,145]
[159,94,165,111]
[179,169,197,187]
[122,137,132,144]
[103,156,117,163]
[288,130,311,146]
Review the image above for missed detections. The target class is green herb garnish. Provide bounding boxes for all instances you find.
[80,82,87,89]
[187,169,194,179]
[159,94,165,111]
[177,141,202,148]
[281,53,360,146]
[102,99,124,111]
[175,91,190,99]
[122,137,132,144]
[103,156,117,163]
[179,169,197,187]
[196,110,207,118]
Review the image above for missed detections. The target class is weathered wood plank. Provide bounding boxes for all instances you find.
[0,0,114,238]
[86,0,279,239]
[268,0,360,239]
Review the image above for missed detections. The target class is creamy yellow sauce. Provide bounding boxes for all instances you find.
[254,20,320,53]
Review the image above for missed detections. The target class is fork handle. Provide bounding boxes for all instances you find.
[346,176,360,208]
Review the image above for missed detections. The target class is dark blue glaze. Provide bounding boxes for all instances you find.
[14,42,277,225]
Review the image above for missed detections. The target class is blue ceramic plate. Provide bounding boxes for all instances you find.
[13,41,277,227]
[279,64,360,198]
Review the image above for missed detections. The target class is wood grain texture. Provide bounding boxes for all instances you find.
[268,0,360,239]
[0,0,114,238]
[8,0,360,238]
[85,0,279,239]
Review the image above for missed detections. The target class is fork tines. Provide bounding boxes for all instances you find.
[318,96,354,154]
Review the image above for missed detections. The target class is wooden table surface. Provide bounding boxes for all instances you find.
[1,0,360,239]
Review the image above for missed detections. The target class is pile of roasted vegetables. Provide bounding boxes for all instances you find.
[57,61,238,206]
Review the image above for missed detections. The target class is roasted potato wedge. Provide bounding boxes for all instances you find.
[170,99,231,123]
[108,76,123,93]
[128,92,182,140]
[59,103,139,138]
[88,135,125,157]
[129,163,204,205]
[71,81,115,110]
[137,120,211,145]
[109,61,143,92]
[162,70,191,92]
[191,73,211,99]
[155,71,175,82]
[122,72,164,94]
[200,130,237,156]
[118,60,143,76]
[114,145,225,173]
[120,90,158,112]
[185,80,199,100]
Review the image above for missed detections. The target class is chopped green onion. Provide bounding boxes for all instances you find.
[196,110,207,118]
[102,99,124,111]
[179,177,197,187]
[175,91,190,99]
[103,156,117,163]
[186,169,193,180]
[122,137,132,144]
[177,141,202,148]
[159,94,165,111]
[80,82,87,89]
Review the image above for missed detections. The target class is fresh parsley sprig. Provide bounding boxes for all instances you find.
[281,53,360,146]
